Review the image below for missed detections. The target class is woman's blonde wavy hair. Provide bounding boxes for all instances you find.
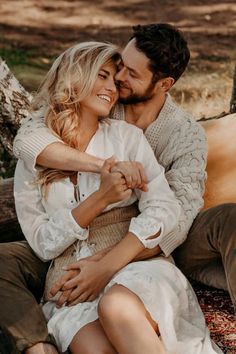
[31,41,120,191]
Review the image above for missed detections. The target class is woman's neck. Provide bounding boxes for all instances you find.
[77,110,99,152]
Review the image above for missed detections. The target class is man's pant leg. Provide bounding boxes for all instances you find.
[174,203,236,313]
[0,241,54,351]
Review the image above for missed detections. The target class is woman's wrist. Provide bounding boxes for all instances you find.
[98,232,145,275]
[71,190,109,228]
[93,189,112,207]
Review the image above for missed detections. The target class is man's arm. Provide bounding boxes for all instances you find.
[13,109,104,172]
[130,120,207,260]
[158,120,208,256]
[37,142,104,172]
[14,111,149,189]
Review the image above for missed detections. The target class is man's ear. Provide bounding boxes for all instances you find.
[159,77,175,92]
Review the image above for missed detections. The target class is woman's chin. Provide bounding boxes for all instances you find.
[97,107,112,117]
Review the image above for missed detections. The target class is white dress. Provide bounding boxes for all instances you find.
[14,120,222,354]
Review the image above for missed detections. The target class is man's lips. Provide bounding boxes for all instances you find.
[118,85,130,91]
[116,81,130,90]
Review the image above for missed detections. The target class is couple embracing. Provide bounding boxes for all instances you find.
[1,23,235,354]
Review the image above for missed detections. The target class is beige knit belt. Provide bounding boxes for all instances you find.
[87,203,139,254]
[89,203,139,229]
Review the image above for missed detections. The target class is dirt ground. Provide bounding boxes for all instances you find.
[0,0,236,118]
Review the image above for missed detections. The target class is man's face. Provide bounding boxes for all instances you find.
[115,39,156,104]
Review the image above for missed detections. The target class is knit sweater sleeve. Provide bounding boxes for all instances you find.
[13,108,62,171]
[158,119,207,256]
[13,105,124,171]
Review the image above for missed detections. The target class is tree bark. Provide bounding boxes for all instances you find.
[0,57,32,156]
[0,178,24,242]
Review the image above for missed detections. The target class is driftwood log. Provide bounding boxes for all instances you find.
[0,58,235,242]
[0,178,24,242]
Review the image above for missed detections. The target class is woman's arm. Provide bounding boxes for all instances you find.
[14,158,130,262]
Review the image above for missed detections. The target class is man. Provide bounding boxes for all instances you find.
[1,23,235,353]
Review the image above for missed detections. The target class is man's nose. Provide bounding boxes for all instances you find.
[115,67,125,81]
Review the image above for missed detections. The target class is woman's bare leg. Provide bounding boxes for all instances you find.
[69,319,117,354]
[98,285,166,354]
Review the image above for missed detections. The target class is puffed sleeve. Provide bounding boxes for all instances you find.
[14,160,89,261]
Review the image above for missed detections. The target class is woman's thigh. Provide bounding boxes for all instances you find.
[69,319,117,354]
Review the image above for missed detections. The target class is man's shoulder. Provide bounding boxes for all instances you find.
[165,95,206,136]
[110,103,125,121]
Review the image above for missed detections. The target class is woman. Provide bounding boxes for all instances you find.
[14,42,221,354]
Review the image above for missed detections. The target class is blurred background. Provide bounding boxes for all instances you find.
[0,0,236,177]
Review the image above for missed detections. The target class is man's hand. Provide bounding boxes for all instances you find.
[98,157,132,204]
[111,161,148,192]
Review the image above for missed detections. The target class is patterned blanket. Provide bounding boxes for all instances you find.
[192,281,236,354]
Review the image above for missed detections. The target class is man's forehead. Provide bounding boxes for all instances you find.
[121,39,150,73]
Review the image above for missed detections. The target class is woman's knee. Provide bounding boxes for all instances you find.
[98,285,159,335]
[98,285,143,324]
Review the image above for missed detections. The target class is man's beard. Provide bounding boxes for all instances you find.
[117,80,156,105]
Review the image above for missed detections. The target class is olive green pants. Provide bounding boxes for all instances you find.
[0,241,55,352]
[174,203,236,314]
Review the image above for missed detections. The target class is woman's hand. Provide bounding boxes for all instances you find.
[49,247,113,307]
[112,161,148,192]
[71,157,132,228]
[98,157,132,204]
[58,258,114,306]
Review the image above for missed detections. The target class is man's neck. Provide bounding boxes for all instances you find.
[124,93,166,130]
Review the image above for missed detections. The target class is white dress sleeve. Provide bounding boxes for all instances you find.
[14,160,89,261]
[121,124,181,250]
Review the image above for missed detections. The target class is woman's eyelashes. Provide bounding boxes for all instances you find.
[98,73,107,79]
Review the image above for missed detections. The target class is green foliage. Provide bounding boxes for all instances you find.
[0,47,54,91]
[0,47,53,70]
[0,47,29,67]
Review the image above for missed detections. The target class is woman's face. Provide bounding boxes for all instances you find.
[80,60,118,118]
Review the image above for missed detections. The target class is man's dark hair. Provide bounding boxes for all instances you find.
[131,23,190,83]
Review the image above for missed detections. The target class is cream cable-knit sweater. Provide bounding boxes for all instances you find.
[13,94,207,256]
